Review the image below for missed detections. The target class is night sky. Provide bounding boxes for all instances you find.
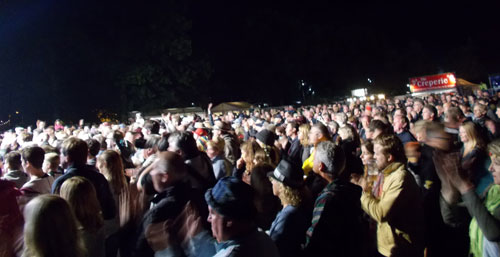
[0,0,499,125]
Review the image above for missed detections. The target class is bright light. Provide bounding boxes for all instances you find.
[368,78,372,83]
[15,111,19,114]
[191,103,195,106]
[370,95,375,101]
[301,82,305,86]
[351,88,367,97]
[377,94,385,100]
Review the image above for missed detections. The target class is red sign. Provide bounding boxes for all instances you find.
[409,73,456,93]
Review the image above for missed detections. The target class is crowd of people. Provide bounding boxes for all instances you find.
[1,89,500,257]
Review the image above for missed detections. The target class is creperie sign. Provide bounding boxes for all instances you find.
[409,73,456,92]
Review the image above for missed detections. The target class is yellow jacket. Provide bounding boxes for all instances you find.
[361,162,424,257]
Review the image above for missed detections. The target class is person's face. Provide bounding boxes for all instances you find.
[360,146,374,166]
[308,127,321,145]
[270,178,280,197]
[459,126,469,143]
[206,146,218,159]
[489,157,500,185]
[207,206,227,243]
[473,106,484,118]
[285,124,294,137]
[393,116,403,132]
[422,108,433,121]
[361,117,370,128]
[150,165,169,192]
[496,107,500,119]
[414,102,423,112]
[374,143,390,171]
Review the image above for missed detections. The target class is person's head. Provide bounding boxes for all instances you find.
[43,152,60,173]
[338,124,356,142]
[97,150,127,195]
[392,115,409,133]
[368,119,392,139]
[240,141,261,172]
[424,121,451,151]
[459,122,484,149]
[256,129,276,148]
[487,139,500,185]
[309,123,331,146]
[21,146,45,173]
[360,140,374,166]
[445,106,465,124]
[206,139,224,159]
[149,151,187,192]
[473,103,487,119]
[267,159,304,205]
[422,105,437,121]
[60,176,103,232]
[334,112,347,127]
[313,141,346,181]
[167,131,199,159]
[414,99,424,112]
[61,137,88,166]
[285,122,299,138]
[144,120,160,135]
[298,123,311,146]
[373,134,406,171]
[4,151,22,171]
[205,176,257,243]
[361,115,371,129]
[85,139,100,158]
[23,195,85,257]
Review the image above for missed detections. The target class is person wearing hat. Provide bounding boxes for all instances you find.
[205,176,279,257]
[268,159,312,257]
[193,127,209,152]
[304,140,369,257]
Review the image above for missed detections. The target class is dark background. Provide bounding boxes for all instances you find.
[0,0,499,125]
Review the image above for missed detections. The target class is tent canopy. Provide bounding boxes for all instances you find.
[211,102,252,113]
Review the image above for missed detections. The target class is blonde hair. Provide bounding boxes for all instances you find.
[97,150,127,196]
[298,124,311,146]
[272,179,302,206]
[488,138,500,157]
[23,195,85,257]
[44,152,60,170]
[207,139,225,152]
[60,176,103,232]
[461,121,484,157]
[241,141,261,172]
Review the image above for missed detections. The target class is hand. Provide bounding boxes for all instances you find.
[433,151,460,203]
[236,158,245,170]
[208,103,213,112]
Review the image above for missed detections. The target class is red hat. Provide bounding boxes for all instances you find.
[194,128,207,137]
[366,106,372,111]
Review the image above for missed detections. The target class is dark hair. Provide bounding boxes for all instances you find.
[22,146,45,169]
[144,120,160,134]
[86,139,101,157]
[361,140,374,155]
[62,137,88,165]
[312,123,332,141]
[369,119,393,135]
[168,131,199,159]
[424,105,438,120]
[158,133,170,152]
[5,151,22,170]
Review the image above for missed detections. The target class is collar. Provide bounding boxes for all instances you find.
[381,162,405,175]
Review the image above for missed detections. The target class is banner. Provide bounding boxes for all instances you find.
[409,73,456,93]
[489,74,500,89]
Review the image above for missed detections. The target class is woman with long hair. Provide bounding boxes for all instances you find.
[23,194,85,257]
[298,124,312,163]
[459,122,493,196]
[60,176,105,257]
[233,140,261,182]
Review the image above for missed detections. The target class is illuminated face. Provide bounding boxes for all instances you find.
[360,146,374,166]
[308,127,322,146]
[422,108,433,121]
[285,124,294,137]
[474,106,485,119]
[489,157,500,185]
[207,206,227,243]
[459,126,469,143]
[374,143,390,171]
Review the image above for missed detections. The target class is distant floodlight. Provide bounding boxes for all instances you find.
[378,94,385,100]
[370,95,375,100]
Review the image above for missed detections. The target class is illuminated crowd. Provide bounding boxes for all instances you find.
[1,89,500,257]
